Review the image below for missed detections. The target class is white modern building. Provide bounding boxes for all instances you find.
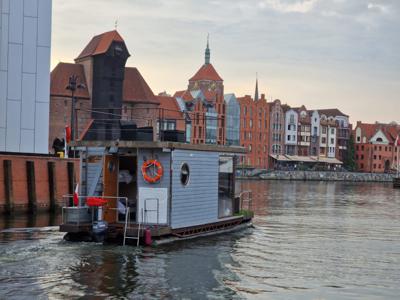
[0,0,52,153]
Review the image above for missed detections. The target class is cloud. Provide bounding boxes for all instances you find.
[367,3,389,13]
[52,0,400,123]
[259,0,319,13]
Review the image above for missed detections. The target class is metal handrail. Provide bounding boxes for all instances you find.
[239,190,253,211]
[61,195,128,226]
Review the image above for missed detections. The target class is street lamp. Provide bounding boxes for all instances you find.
[66,75,85,155]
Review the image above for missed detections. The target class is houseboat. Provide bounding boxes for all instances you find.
[60,140,253,246]
[55,29,252,245]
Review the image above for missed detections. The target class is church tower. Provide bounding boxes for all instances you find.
[187,36,224,95]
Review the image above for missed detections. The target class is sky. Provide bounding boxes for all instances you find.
[52,0,400,124]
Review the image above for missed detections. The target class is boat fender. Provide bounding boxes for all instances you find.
[144,228,152,246]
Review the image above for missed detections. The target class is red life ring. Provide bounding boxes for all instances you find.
[141,159,163,183]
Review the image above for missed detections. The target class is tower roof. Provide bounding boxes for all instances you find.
[189,63,223,81]
[254,75,259,101]
[75,30,127,61]
[205,34,210,65]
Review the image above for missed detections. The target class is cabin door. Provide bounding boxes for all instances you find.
[103,155,119,223]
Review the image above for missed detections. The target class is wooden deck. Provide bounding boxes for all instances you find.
[70,140,246,154]
[59,215,249,242]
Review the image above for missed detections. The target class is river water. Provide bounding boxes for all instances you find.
[1,181,399,299]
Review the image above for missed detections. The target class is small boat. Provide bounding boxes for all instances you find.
[60,140,253,246]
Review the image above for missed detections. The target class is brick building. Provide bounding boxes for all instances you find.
[237,91,270,169]
[354,122,400,173]
[49,30,160,151]
[174,38,226,145]
[155,94,186,133]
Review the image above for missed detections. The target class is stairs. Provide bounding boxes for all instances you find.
[80,147,106,197]
[123,207,142,246]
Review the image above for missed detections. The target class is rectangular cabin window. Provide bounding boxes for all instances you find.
[186,123,191,142]
[218,156,234,218]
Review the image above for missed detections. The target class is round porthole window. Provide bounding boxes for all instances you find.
[180,163,190,186]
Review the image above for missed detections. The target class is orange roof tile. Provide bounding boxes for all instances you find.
[174,90,194,102]
[189,63,223,81]
[383,126,400,143]
[50,63,90,99]
[75,30,126,61]
[123,67,159,105]
[174,90,186,98]
[357,123,379,141]
[156,95,184,120]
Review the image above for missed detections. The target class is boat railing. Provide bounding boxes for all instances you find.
[61,195,128,227]
[239,190,253,211]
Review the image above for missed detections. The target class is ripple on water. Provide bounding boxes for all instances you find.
[1,181,400,299]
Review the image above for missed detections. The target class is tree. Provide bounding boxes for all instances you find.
[343,134,357,172]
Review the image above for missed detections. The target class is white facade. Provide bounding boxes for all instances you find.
[327,126,336,158]
[0,0,51,153]
[284,109,298,145]
[311,111,320,137]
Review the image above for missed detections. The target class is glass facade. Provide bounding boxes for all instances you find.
[225,95,240,146]
[206,108,218,144]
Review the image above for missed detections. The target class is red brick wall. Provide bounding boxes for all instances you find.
[0,155,79,213]
[238,96,270,169]
[49,95,92,152]
[122,102,159,140]
[355,143,398,173]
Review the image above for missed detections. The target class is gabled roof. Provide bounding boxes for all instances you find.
[356,123,379,141]
[174,90,194,102]
[355,122,400,143]
[174,88,218,103]
[50,63,90,99]
[317,109,348,118]
[75,30,126,61]
[123,67,159,105]
[156,95,184,120]
[384,126,399,143]
[174,90,186,98]
[189,63,223,82]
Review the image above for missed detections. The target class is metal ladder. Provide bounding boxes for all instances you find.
[123,207,142,247]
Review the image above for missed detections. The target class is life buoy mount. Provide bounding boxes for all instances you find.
[141,159,163,183]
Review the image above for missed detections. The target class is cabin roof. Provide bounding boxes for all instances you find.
[70,140,246,154]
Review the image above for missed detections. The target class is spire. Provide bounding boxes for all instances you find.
[254,73,259,101]
[205,33,210,65]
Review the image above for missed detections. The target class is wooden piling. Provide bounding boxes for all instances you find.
[26,161,37,213]
[3,160,14,214]
[48,161,57,212]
